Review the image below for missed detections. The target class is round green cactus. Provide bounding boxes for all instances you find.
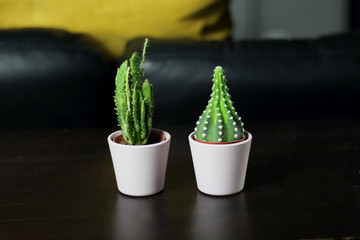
[194,66,245,143]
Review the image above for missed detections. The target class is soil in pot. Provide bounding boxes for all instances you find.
[113,131,166,145]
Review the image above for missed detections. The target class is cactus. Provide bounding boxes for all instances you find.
[114,38,154,145]
[194,66,245,143]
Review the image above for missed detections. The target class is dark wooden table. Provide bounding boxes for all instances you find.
[1,119,360,240]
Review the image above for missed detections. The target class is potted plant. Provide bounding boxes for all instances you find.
[188,66,252,196]
[107,38,171,197]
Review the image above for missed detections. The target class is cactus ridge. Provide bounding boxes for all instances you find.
[195,66,244,143]
[114,38,154,145]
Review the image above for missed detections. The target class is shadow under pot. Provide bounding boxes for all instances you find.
[188,131,252,196]
[107,128,171,197]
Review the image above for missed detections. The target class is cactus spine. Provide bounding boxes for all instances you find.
[114,38,154,145]
[195,66,245,143]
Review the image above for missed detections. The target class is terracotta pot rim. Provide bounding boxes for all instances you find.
[190,131,251,145]
[108,128,170,147]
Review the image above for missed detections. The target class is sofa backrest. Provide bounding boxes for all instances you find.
[0,28,116,130]
[125,32,360,125]
[1,29,359,130]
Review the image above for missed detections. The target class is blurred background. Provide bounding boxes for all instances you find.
[1,0,359,129]
[230,0,358,40]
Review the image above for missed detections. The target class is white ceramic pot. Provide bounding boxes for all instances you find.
[188,131,252,196]
[107,128,171,197]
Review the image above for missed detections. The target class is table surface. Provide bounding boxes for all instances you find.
[1,119,360,240]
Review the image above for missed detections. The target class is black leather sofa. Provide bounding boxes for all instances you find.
[1,28,359,130]
[0,28,116,129]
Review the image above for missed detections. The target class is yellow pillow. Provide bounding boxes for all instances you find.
[0,0,231,57]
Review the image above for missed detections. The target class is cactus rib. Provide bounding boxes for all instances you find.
[114,38,154,145]
[195,66,244,143]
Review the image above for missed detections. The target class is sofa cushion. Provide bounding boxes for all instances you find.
[0,28,116,130]
[0,0,231,57]
[125,32,360,124]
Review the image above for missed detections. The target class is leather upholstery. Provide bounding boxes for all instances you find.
[1,28,359,129]
[126,33,360,124]
[0,28,116,129]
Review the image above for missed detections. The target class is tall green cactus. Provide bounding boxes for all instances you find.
[114,38,154,145]
[194,66,245,143]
